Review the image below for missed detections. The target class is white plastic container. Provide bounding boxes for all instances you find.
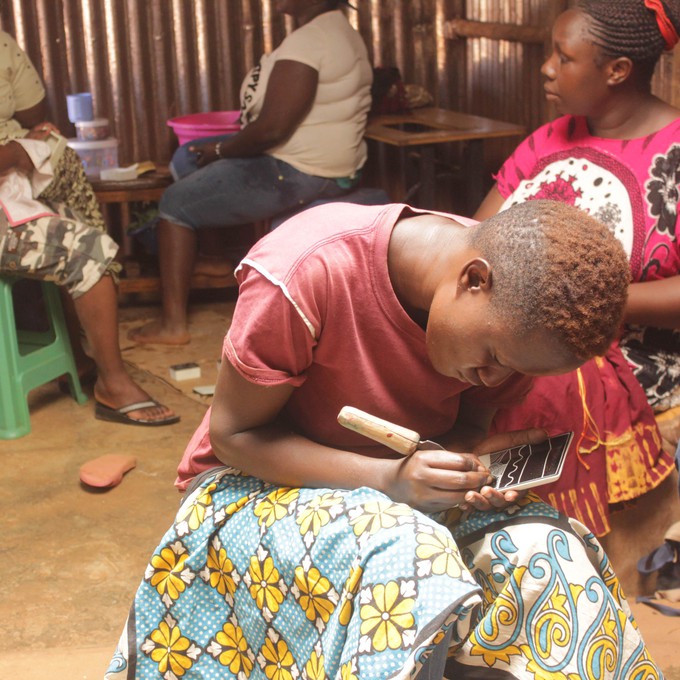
[67,138,118,178]
[75,118,110,141]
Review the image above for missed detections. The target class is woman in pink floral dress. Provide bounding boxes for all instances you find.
[475,0,680,536]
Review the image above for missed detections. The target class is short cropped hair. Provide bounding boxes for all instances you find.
[578,0,680,83]
[468,200,630,361]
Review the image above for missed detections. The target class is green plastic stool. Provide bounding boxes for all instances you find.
[0,277,88,439]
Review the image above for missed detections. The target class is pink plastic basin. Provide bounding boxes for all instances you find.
[167,110,241,146]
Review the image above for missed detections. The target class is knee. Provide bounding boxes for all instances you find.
[158,184,187,224]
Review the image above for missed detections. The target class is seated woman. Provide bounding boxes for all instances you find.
[0,137,178,426]
[107,200,661,679]
[474,0,680,536]
[127,0,373,346]
[0,28,124,379]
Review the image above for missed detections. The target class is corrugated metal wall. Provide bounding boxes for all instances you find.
[2,1,678,181]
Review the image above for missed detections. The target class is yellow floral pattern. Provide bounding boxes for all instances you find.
[340,659,359,680]
[146,541,195,607]
[258,632,296,680]
[254,487,299,529]
[247,549,286,616]
[141,614,201,678]
[304,642,327,680]
[338,562,364,626]
[201,535,240,601]
[416,527,466,578]
[207,619,254,677]
[176,482,216,535]
[297,491,344,538]
[293,563,338,626]
[359,580,416,652]
[348,500,413,537]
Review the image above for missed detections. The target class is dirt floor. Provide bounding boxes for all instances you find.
[1,300,678,679]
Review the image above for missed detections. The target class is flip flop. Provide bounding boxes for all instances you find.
[80,453,137,488]
[94,399,180,426]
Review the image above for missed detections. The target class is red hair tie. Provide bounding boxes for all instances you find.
[644,0,679,50]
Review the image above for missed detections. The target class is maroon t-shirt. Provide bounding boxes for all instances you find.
[176,203,532,490]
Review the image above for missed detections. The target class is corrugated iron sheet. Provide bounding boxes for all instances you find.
[1,1,679,194]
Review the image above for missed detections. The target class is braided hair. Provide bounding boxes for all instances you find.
[468,200,630,361]
[578,0,680,82]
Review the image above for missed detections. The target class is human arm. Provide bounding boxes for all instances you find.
[209,356,552,513]
[625,276,680,328]
[0,119,56,175]
[209,358,496,513]
[191,59,318,166]
[13,98,49,131]
[0,139,37,174]
[473,185,505,221]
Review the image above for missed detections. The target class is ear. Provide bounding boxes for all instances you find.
[606,56,633,86]
[458,257,493,292]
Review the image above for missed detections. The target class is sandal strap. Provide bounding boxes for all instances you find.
[117,400,159,414]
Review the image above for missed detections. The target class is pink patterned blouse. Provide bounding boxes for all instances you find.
[495,114,680,411]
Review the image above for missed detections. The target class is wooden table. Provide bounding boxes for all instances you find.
[364,107,525,212]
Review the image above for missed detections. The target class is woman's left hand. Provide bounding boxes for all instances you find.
[457,484,527,512]
[455,428,548,512]
[189,141,224,168]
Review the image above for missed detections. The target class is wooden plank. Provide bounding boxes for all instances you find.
[443,18,549,44]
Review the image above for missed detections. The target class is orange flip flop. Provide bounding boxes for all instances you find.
[80,454,137,488]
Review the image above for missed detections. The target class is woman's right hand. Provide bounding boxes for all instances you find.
[25,121,59,141]
[382,448,493,513]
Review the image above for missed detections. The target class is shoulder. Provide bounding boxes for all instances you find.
[648,114,680,141]
[527,115,578,144]
[510,116,583,160]
[236,203,402,288]
[278,10,358,52]
[0,31,21,63]
[0,31,19,50]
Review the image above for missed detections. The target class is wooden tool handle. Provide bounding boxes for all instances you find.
[337,406,420,456]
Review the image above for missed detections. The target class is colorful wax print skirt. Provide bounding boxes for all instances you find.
[492,344,675,537]
[106,467,660,679]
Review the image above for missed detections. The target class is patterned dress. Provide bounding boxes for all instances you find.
[106,469,660,680]
[491,115,679,535]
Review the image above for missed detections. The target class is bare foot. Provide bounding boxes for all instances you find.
[127,319,191,345]
[94,379,179,425]
[193,255,234,278]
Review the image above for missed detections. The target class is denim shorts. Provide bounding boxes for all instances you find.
[160,134,353,230]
